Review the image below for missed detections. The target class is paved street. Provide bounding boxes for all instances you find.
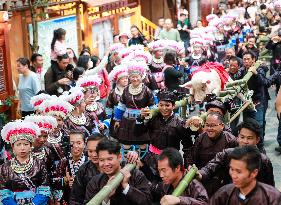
[265,87,281,189]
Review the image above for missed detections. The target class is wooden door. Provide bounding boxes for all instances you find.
[0,12,14,119]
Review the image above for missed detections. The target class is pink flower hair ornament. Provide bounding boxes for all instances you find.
[163,40,185,54]
[206,14,218,22]
[38,97,74,120]
[209,18,224,28]
[76,75,102,90]
[190,38,204,46]
[1,120,41,144]
[24,115,58,134]
[108,64,128,82]
[148,40,166,52]
[127,60,148,78]
[118,48,131,59]
[129,44,145,51]
[62,87,85,107]
[190,30,203,39]
[30,93,52,110]
[204,26,217,34]
[109,43,125,54]
[126,50,152,64]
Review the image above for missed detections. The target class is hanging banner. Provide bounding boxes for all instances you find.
[29,15,78,71]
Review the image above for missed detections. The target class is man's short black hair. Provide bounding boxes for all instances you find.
[158,148,184,171]
[242,50,256,60]
[206,112,224,123]
[260,4,267,10]
[164,52,177,65]
[31,53,42,63]
[237,118,261,139]
[96,139,121,155]
[229,145,261,172]
[87,133,105,144]
[57,53,69,62]
[229,56,239,63]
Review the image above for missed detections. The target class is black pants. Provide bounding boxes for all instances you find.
[21,111,34,118]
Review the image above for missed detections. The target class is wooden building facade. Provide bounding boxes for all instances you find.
[0,0,157,121]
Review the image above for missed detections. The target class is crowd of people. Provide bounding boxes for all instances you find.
[1,0,281,204]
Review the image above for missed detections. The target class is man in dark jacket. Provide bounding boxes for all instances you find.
[237,36,260,59]
[186,112,237,196]
[198,118,275,197]
[266,28,281,78]
[70,135,102,205]
[210,146,281,205]
[187,112,237,168]
[139,91,193,164]
[240,51,272,149]
[70,135,139,205]
[151,148,209,205]
[135,91,194,187]
[84,139,152,205]
[44,54,73,96]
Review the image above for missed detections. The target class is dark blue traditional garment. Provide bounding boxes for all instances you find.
[0,155,50,205]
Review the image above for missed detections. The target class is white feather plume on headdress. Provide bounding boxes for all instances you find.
[24,115,58,134]
[30,93,51,110]
[76,74,102,90]
[38,96,74,119]
[1,120,40,144]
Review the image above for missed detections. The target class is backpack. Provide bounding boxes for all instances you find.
[258,14,269,32]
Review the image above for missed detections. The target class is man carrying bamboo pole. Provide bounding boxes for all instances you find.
[186,112,237,196]
[210,146,281,205]
[151,148,208,205]
[239,51,272,151]
[70,134,140,205]
[137,91,193,170]
[84,139,152,205]
[197,118,274,197]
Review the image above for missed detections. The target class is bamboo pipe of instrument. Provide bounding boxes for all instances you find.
[219,90,237,97]
[150,61,260,119]
[225,60,260,88]
[172,165,198,197]
[149,98,188,118]
[229,101,251,123]
[86,164,136,205]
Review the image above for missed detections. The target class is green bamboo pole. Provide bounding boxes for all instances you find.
[219,90,237,97]
[86,164,136,205]
[225,61,260,89]
[172,165,198,197]
[149,98,188,118]
[229,101,251,123]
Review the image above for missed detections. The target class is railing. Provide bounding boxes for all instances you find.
[140,15,157,41]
